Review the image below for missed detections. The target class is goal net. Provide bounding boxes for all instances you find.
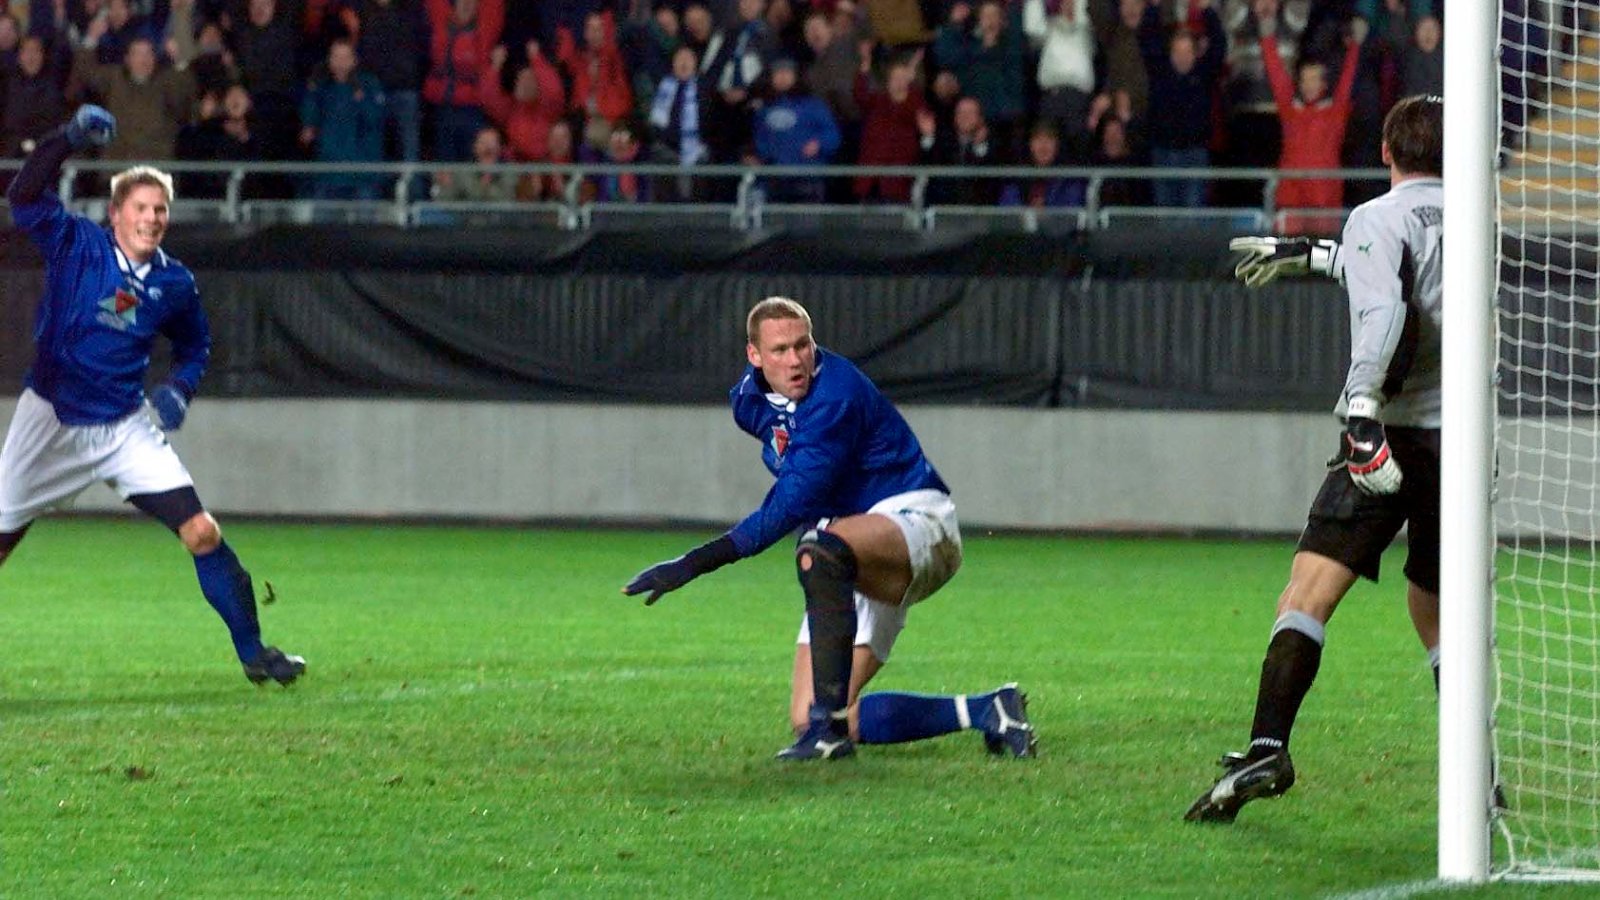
[1494,0,1600,879]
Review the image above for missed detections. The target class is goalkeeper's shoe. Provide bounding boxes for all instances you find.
[979,683,1038,758]
[244,646,307,686]
[1184,750,1296,823]
[776,708,855,761]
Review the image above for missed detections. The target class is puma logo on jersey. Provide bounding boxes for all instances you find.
[1357,242,1373,254]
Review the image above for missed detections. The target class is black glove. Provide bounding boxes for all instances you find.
[622,535,740,605]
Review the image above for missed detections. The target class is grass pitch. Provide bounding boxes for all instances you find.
[0,519,1591,898]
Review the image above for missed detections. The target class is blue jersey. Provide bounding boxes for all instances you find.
[13,192,210,425]
[726,348,949,557]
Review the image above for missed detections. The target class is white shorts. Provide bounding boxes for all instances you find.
[0,389,194,532]
[796,488,963,662]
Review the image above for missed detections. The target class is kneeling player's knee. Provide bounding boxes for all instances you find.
[179,513,222,556]
[796,529,858,596]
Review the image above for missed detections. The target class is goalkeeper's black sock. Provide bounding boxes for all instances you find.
[797,529,858,719]
[1247,611,1325,760]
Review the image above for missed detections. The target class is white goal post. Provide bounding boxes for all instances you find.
[1449,0,1600,884]
[1438,0,1496,883]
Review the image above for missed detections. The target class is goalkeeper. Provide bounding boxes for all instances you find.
[1186,94,1444,823]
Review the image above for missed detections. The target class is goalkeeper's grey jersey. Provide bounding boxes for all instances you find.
[1332,176,1444,428]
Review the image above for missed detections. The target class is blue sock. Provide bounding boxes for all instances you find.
[194,540,263,664]
[857,689,995,744]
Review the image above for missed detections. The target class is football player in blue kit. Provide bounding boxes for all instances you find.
[624,297,1034,760]
[0,105,305,685]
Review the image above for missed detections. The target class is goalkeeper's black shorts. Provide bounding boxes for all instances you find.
[1297,426,1441,594]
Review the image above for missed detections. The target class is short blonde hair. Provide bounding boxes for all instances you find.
[746,296,812,344]
[110,166,175,209]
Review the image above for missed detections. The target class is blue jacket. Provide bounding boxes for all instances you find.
[1139,5,1224,150]
[725,348,948,556]
[301,71,387,166]
[11,189,209,426]
[754,92,840,166]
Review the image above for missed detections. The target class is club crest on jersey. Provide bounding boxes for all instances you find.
[97,288,139,330]
[770,424,790,460]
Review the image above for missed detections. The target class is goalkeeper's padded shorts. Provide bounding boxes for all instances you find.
[1298,427,1440,594]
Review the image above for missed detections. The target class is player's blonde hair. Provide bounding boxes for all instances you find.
[109,166,175,209]
[746,296,812,345]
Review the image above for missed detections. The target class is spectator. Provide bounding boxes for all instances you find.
[0,12,22,70]
[1093,0,1149,119]
[999,120,1084,208]
[182,20,238,97]
[86,0,155,65]
[582,119,649,202]
[934,1,1024,159]
[481,39,564,161]
[423,0,506,161]
[347,0,430,193]
[1093,114,1149,206]
[1217,0,1306,205]
[521,116,574,200]
[920,94,997,204]
[3,34,67,156]
[233,0,301,160]
[433,124,517,200]
[1388,0,1440,98]
[647,43,711,199]
[1261,11,1358,232]
[70,36,195,161]
[753,55,838,202]
[620,2,679,120]
[1139,0,1224,208]
[701,0,773,164]
[863,0,926,49]
[801,10,856,130]
[852,42,925,203]
[1023,0,1094,152]
[298,37,387,199]
[680,1,713,59]
[556,10,632,149]
[177,82,267,197]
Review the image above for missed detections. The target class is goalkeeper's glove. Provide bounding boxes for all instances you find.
[622,535,739,605]
[1229,236,1341,288]
[64,104,116,150]
[1341,397,1402,495]
[148,382,190,431]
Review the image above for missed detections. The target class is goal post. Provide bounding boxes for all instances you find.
[1438,0,1498,883]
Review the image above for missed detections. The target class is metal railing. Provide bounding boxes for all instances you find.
[12,159,1400,233]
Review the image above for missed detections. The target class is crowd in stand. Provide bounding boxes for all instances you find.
[0,0,1523,213]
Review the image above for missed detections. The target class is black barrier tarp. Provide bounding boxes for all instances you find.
[0,226,1581,410]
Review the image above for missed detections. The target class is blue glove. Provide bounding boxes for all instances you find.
[65,105,116,150]
[621,535,740,605]
[149,382,189,431]
[623,557,698,606]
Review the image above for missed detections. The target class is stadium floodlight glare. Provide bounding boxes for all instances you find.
[1461,1,1600,884]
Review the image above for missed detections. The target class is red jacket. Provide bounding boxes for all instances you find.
[853,71,926,201]
[481,52,566,161]
[556,12,633,122]
[423,0,505,108]
[1262,33,1359,172]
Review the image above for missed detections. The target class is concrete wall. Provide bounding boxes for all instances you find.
[8,398,1343,533]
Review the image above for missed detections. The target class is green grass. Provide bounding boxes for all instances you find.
[0,519,1594,898]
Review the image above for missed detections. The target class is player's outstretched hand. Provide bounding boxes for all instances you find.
[149,382,189,431]
[65,105,116,150]
[622,557,697,606]
[1229,236,1342,288]
[1344,415,1402,495]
